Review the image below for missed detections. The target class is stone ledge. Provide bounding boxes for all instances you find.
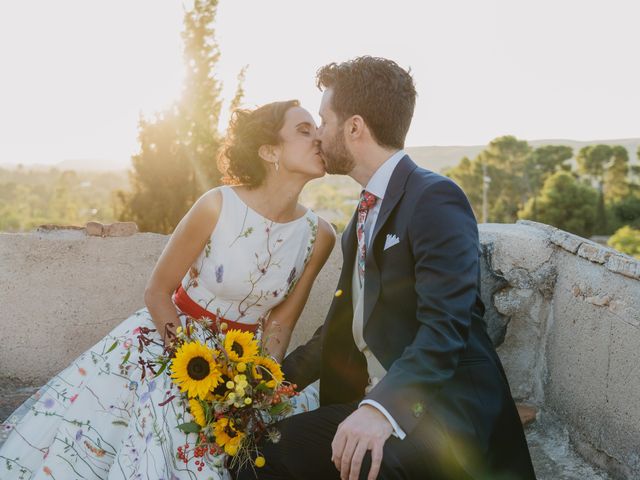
[605,254,640,281]
[516,220,640,281]
[85,221,138,237]
[36,224,85,232]
[35,221,139,238]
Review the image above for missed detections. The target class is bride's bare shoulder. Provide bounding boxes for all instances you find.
[175,187,224,240]
[196,186,224,215]
[315,215,337,253]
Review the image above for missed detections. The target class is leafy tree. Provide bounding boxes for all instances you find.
[575,144,625,233]
[482,136,532,221]
[576,145,612,187]
[526,145,573,188]
[522,145,573,220]
[611,195,640,230]
[518,171,598,238]
[117,0,243,233]
[447,136,532,223]
[607,225,640,259]
[603,146,630,202]
[442,156,483,220]
[117,111,194,233]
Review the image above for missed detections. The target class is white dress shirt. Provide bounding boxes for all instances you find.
[355,149,407,440]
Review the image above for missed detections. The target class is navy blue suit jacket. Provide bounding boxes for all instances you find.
[283,155,535,476]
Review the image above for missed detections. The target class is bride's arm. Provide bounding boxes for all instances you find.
[144,189,222,345]
[261,217,336,363]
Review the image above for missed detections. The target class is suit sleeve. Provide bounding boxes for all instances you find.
[281,324,323,390]
[364,178,480,435]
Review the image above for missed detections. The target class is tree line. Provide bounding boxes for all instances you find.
[444,137,640,257]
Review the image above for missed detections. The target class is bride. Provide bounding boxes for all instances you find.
[0,99,336,479]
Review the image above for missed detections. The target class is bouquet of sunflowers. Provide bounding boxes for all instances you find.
[133,316,299,473]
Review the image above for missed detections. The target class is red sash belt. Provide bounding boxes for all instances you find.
[172,284,258,334]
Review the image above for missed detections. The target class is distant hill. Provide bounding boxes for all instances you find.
[0,158,130,173]
[56,158,130,172]
[406,138,640,173]
[2,138,638,174]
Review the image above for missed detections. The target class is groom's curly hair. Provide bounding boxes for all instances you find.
[316,56,416,149]
[218,100,299,188]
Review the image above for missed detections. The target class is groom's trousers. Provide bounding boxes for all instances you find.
[232,400,478,480]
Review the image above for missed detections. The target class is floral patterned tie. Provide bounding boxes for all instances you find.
[356,190,378,286]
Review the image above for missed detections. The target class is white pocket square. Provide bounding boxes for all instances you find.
[384,234,400,250]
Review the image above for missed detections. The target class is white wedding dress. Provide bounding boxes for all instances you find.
[0,185,320,479]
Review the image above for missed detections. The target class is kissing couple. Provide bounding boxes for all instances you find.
[0,56,536,480]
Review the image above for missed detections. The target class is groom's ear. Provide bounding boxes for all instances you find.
[346,115,365,139]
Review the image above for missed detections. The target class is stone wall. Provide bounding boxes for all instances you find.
[1,221,639,478]
[483,220,640,479]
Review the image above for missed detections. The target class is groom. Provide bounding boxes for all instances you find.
[236,56,536,479]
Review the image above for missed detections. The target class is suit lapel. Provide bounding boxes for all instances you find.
[341,209,358,274]
[363,155,417,330]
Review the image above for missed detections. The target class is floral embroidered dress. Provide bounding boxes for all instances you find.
[0,185,320,480]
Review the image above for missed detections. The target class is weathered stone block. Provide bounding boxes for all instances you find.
[105,222,138,237]
[577,241,614,264]
[605,254,640,280]
[86,221,139,237]
[85,221,104,236]
[550,229,584,254]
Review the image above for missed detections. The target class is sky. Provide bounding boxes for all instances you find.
[0,0,639,169]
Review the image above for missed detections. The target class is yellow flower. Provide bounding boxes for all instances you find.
[234,375,249,393]
[170,341,222,399]
[244,397,252,405]
[236,362,247,372]
[252,356,284,385]
[255,456,266,467]
[188,398,207,427]
[224,330,259,363]
[214,417,244,456]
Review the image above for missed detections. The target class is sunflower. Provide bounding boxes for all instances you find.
[213,417,245,456]
[223,330,259,363]
[252,356,284,385]
[188,397,207,427]
[170,341,222,399]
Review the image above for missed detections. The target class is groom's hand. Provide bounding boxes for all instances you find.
[331,404,393,480]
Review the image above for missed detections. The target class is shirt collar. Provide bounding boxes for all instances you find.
[364,149,406,200]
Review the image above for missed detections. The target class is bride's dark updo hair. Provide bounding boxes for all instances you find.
[218,99,300,188]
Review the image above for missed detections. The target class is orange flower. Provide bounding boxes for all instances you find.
[78,367,87,376]
[43,466,52,475]
[84,440,106,457]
